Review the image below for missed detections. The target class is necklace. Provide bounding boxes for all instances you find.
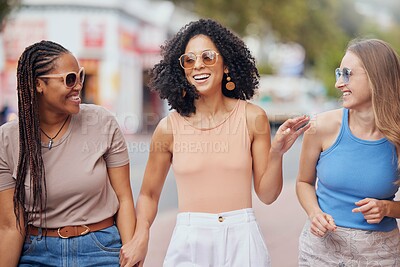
[40,115,70,150]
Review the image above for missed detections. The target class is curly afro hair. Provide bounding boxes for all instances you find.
[149,18,259,116]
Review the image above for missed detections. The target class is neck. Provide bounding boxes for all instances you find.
[39,111,70,127]
[39,113,70,150]
[349,109,383,139]
[194,94,227,116]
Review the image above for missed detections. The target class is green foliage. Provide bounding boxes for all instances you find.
[257,63,274,75]
[170,0,400,97]
[0,0,20,30]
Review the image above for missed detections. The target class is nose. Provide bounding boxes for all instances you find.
[72,80,83,91]
[193,55,204,69]
[335,77,346,89]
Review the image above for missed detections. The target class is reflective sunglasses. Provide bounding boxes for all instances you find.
[38,67,85,89]
[179,50,219,69]
[335,67,352,84]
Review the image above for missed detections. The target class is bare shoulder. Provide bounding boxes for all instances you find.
[246,101,267,116]
[311,109,342,133]
[306,109,342,148]
[155,115,173,134]
[245,102,269,138]
[151,115,174,148]
[245,102,268,123]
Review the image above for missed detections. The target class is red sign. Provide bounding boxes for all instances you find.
[82,19,105,49]
[3,19,47,61]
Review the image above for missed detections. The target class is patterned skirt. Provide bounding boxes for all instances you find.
[299,220,400,267]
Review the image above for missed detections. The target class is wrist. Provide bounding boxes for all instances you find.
[307,208,323,219]
[269,147,284,157]
[382,200,390,217]
[135,220,151,234]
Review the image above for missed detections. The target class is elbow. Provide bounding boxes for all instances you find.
[295,180,301,197]
[256,186,283,205]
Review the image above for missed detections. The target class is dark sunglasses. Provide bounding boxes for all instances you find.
[335,67,352,84]
[179,50,219,69]
[38,67,85,89]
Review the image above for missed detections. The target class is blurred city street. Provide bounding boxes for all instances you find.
[1,1,399,267]
[126,133,307,267]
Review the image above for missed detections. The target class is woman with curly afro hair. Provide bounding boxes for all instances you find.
[120,18,310,267]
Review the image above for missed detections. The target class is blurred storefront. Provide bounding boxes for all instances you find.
[0,0,178,132]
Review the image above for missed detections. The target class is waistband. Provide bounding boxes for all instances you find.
[27,217,115,238]
[176,208,256,226]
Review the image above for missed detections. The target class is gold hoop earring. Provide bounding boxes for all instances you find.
[224,69,235,91]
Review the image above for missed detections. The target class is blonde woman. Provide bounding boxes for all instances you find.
[297,38,400,266]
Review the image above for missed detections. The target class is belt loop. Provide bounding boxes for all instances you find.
[187,213,191,226]
[246,209,250,222]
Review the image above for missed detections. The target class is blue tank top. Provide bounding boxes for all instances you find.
[316,108,398,231]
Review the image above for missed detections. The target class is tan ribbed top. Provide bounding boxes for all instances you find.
[169,100,253,213]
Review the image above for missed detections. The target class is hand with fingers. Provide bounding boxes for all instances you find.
[309,211,337,237]
[352,198,388,224]
[271,115,311,154]
[119,233,149,267]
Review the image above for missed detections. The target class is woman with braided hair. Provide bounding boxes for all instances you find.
[0,40,136,266]
[119,18,310,267]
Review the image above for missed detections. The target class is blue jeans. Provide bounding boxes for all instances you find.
[19,225,121,267]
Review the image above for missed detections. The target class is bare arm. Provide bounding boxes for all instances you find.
[120,117,173,267]
[296,112,338,236]
[0,188,25,267]
[249,103,310,204]
[108,164,136,245]
[384,201,400,218]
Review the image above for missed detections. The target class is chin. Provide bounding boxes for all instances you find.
[69,106,81,114]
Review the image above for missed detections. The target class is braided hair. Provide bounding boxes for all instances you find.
[150,18,259,116]
[15,40,69,232]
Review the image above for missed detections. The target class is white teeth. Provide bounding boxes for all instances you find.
[343,92,351,96]
[194,74,210,80]
[69,95,80,101]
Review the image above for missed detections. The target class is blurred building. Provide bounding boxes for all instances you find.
[0,0,194,131]
[251,75,333,125]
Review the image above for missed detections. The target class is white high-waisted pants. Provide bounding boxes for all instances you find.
[163,208,271,267]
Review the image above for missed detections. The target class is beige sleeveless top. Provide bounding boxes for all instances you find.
[169,100,253,213]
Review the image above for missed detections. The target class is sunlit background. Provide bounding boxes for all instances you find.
[1,0,399,128]
[2,2,399,265]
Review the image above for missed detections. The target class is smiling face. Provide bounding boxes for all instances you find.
[36,53,83,115]
[335,51,372,111]
[183,34,225,96]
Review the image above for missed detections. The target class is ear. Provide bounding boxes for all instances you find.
[36,79,44,94]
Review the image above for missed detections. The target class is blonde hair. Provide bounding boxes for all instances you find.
[347,39,400,174]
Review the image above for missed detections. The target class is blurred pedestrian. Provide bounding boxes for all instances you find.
[0,40,136,266]
[120,18,309,267]
[296,38,400,266]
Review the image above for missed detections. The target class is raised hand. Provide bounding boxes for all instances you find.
[271,115,311,154]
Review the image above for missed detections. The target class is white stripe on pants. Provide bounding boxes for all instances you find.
[163,208,271,267]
